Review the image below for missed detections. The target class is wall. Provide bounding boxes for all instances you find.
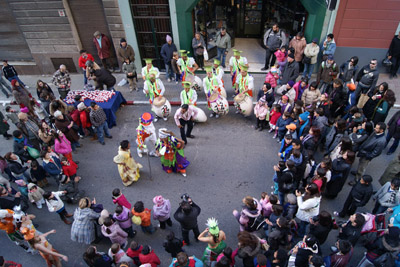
[174,0,199,52]
[300,0,327,43]
[333,0,400,48]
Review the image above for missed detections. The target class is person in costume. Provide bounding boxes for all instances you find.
[155,128,190,177]
[143,70,166,121]
[229,49,248,88]
[136,112,157,158]
[113,140,143,186]
[234,64,254,114]
[141,58,160,81]
[22,227,68,267]
[203,66,224,118]
[198,218,227,266]
[0,209,33,253]
[177,50,198,81]
[180,81,198,106]
[213,59,224,81]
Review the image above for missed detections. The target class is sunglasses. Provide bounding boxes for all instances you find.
[370,62,376,65]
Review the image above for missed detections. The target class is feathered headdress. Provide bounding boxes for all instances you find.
[206,217,219,236]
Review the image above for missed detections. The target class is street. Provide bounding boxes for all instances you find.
[0,73,398,266]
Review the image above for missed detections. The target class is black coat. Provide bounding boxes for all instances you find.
[94,69,116,89]
[358,133,386,160]
[257,89,275,108]
[309,221,333,245]
[387,111,400,139]
[329,85,347,116]
[338,223,362,246]
[276,168,295,193]
[325,157,352,198]
[280,61,299,85]
[350,182,373,207]
[163,237,184,257]
[173,202,201,230]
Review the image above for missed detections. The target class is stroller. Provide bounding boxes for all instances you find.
[359,212,387,243]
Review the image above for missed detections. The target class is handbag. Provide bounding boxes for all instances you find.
[382,58,392,67]
[357,93,369,108]
[132,215,142,225]
[26,146,40,159]
[203,49,209,61]
[302,56,311,64]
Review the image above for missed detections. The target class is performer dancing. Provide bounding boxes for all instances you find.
[136,112,157,158]
[143,70,166,122]
[177,50,198,81]
[113,140,143,186]
[141,58,160,81]
[203,66,224,118]
[229,49,248,89]
[155,128,190,177]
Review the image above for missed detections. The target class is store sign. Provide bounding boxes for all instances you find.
[325,0,338,11]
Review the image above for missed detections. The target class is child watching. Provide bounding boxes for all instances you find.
[261,193,278,218]
[28,183,45,209]
[171,51,180,84]
[113,205,137,238]
[163,230,184,258]
[152,195,172,229]
[126,241,143,266]
[268,104,282,137]
[108,243,133,265]
[122,58,137,92]
[264,67,278,89]
[5,106,19,126]
[43,190,72,224]
[131,201,156,234]
[274,46,288,73]
[30,159,48,188]
[112,188,132,209]
[276,112,294,141]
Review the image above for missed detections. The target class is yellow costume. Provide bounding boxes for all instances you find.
[113,146,143,186]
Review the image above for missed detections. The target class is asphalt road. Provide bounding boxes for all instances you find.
[1,76,398,266]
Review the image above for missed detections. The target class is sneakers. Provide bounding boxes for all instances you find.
[261,67,268,71]
[333,211,339,217]
[167,78,171,82]
[154,117,159,122]
[209,113,214,118]
[215,114,219,118]
[129,87,134,92]
[163,117,168,121]
[182,172,187,177]
[273,134,277,139]
[25,85,29,89]
[235,110,240,114]
[137,150,143,158]
[105,135,112,139]
[175,81,179,84]
[268,128,274,133]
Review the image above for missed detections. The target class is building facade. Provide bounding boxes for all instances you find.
[1,0,399,75]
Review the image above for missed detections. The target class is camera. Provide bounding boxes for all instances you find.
[181,193,190,203]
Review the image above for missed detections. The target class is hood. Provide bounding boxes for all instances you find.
[240,234,261,257]
[383,235,400,251]
[75,208,91,221]
[242,198,262,218]
[114,206,129,220]
[27,183,37,190]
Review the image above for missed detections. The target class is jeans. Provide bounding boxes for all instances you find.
[7,76,25,87]
[372,201,389,214]
[296,219,309,237]
[217,47,227,67]
[83,71,88,85]
[56,206,68,220]
[165,63,174,80]
[141,224,156,234]
[181,225,200,244]
[386,132,400,153]
[264,49,276,69]
[0,78,12,97]
[95,121,111,144]
[15,169,31,183]
[354,83,370,103]
[179,118,193,144]
[71,141,81,151]
[390,55,400,76]
[175,73,180,82]
[278,191,285,206]
[303,63,315,79]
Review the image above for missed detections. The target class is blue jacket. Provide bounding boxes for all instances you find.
[345,90,357,112]
[390,205,400,228]
[276,117,293,134]
[279,142,293,161]
[160,43,177,65]
[42,156,62,176]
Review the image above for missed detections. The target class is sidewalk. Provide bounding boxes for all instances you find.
[1,71,399,107]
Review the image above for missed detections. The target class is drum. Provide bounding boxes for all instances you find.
[152,96,171,118]
[219,87,227,99]
[186,74,203,91]
[192,106,207,122]
[234,93,253,117]
[209,93,229,115]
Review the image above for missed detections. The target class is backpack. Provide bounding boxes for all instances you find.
[246,213,265,232]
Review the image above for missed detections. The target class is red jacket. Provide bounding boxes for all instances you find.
[79,110,92,129]
[269,110,282,125]
[78,53,95,69]
[93,34,111,59]
[70,109,81,126]
[139,250,161,267]
[62,159,77,177]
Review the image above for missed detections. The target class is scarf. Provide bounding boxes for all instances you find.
[14,137,24,143]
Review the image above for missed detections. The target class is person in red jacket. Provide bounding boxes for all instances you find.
[93,31,113,71]
[138,245,161,267]
[77,102,96,140]
[78,50,95,85]
[126,241,143,266]
[61,156,79,180]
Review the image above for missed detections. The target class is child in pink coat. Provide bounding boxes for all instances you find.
[274,46,288,73]
[101,217,128,248]
[54,130,74,162]
[112,188,132,209]
[264,67,279,89]
[254,96,269,131]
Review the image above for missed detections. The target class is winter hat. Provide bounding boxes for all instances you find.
[120,38,126,43]
[206,217,220,236]
[270,67,277,73]
[141,245,151,255]
[361,175,373,183]
[98,209,110,225]
[166,35,172,42]
[93,31,101,37]
[282,95,289,100]
[11,79,18,87]
[20,107,29,113]
[287,80,295,88]
[327,55,334,60]
[153,195,165,206]
[288,53,295,59]
[312,38,319,43]
[286,123,297,131]
[77,102,86,111]
[347,83,356,91]
[53,110,63,118]
[259,96,266,103]
[299,111,310,122]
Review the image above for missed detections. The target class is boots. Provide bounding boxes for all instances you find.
[65,213,73,218]
[63,219,72,225]
[91,134,98,141]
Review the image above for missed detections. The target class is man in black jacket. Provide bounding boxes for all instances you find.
[0,186,29,211]
[173,194,201,245]
[338,175,373,217]
[329,79,347,118]
[279,54,299,85]
[388,35,400,79]
[355,59,379,101]
[90,68,116,90]
[352,122,386,184]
